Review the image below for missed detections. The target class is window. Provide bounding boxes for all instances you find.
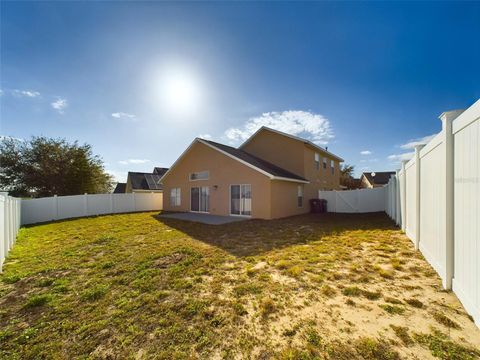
[331,160,335,175]
[191,186,209,212]
[322,158,327,169]
[170,188,181,206]
[189,171,209,181]
[314,153,320,170]
[297,185,303,207]
[230,184,251,216]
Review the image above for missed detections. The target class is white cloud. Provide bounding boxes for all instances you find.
[111,112,137,121]
[400,134,436,150]
[360,150,372,155]
[12,89,41,97]
[388,152,415,163]
[118,159,150,165]
[198,133,212,140]
[51,98,68,113]
[224,110,334,145]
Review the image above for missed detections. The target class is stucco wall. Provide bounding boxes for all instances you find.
[270,180,309,219]
[241,130,306,177]
[162,141,272,219]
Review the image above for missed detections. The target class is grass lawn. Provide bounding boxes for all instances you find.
[1,212,479,359]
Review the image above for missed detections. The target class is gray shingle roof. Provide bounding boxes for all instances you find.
[362,171,396,186]
[202,139,308,182]
[127,172,163,191]
[113,183,126,193]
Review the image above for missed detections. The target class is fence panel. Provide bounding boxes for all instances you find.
[21,192,163,225]
[452,102,480,326]
[405,160,417,242]
[0,193,22,272]
[318,188,385,213]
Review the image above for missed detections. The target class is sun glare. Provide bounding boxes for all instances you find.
[158,65,203,118]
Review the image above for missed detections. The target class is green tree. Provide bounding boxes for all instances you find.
[0,136,113,197]
[340,164,361,189]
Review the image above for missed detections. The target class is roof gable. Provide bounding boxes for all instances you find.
[239,126,344,162]
[160,138,309,183]
[361,171,396,186]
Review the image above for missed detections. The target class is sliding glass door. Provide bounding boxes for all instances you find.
[191,187,209,213]
[230,184,251,216]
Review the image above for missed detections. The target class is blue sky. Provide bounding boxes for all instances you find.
[1,2,479,181]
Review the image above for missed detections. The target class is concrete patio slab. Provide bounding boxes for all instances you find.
[158,212,249,225]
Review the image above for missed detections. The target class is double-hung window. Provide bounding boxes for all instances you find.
[314,153,320,170]
[322,158,327,169]
[331,160,335,175]
[297,185,304,207]
[170,188,181,206]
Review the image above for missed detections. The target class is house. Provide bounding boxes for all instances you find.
[112,182,126,193]
[124,167,169,193]
[160,126,343,219]
[360,171,395,188]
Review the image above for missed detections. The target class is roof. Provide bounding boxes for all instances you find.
[160,138,309,184]
[361,171,396,186]
[113,182,126,193]
[127,172,164,191]
[202,139,309,182]
[153,167,169,176]
[239,126,344,162]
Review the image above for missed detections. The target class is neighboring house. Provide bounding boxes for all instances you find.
[161,126,343,219]
[125,167,169,193]
[360,171,396,188]
[113,182,126,193]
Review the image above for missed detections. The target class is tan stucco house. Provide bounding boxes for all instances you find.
[161,127,343,219]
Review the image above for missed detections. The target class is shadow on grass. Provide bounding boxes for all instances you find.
[153,212,397,257]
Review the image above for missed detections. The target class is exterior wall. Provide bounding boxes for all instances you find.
[360,176,373,188]
[303,145,340,202]
[125,177,133,193]
[241,129,341,200]
[241,130,305,176]
[162,141,272,219]
[270,181,308,219]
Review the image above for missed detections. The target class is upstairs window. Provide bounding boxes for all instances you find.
[170,188,181,206]
[331,160,335,175]
[189,171,209,181]
[314,153,320,170]
[323,158,327,169]
[297,185,304,207]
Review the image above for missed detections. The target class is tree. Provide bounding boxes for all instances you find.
[340,164,361,189]
[0,136,113,197]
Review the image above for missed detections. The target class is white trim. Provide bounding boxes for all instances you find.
[190,186,210,213]
[239,126,344,162]
[229,184,252,217]
[161,137,310,184]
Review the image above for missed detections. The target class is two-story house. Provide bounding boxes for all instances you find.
[160,126,343,219]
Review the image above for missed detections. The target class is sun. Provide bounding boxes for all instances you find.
[158,65,203,118]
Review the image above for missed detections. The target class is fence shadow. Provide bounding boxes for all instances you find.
[152,212,397,257]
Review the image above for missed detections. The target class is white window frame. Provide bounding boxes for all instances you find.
[170,187,181,207]
[229,184,252,217]
[190,186,209,213]
[322,157,327,169]
[189,170,209,181]
[297,185,304,208]
[330,160,335,175]
[314,153,320,170]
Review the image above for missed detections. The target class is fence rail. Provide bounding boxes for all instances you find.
[385,99,480,327]
[0,192,22,272]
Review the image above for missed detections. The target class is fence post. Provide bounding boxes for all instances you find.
[395,170,401,226]
[400,161,408,231]
[54,195,59,220]
[440,111,455,290]
[0,192,6,273]
[110,193,114,214]
[414,145,424,250]
[84,193,88,216]
[133,192,137,212]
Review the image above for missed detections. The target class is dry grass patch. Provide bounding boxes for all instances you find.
[1,212,479,359]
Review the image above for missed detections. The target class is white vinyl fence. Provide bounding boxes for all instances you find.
[318,187,385,213]
[0,192,163,272]
[0,192,22,272]
[385,99,480,326]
